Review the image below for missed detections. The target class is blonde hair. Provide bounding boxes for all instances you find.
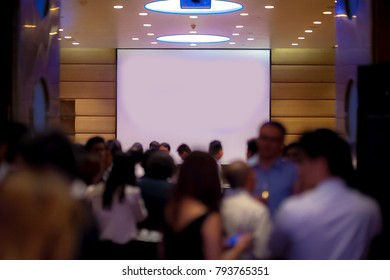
[0,170,82,259]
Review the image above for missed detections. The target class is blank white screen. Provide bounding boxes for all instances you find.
[117,49,270,164]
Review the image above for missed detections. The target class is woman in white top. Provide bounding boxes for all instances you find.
[85,153,147,259]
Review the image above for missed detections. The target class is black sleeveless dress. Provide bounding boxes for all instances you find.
[163,212,212,260]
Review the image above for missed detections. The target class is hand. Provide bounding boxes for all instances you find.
[234,232,253,251]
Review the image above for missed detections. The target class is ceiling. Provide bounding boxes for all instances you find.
[59,0,336,49]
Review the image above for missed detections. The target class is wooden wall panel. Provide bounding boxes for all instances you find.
[60,82,115,99]
[75,134,116,145]
[272,48,335,65]
[60,100,75,117]
[271,100,336,117]
[61,48,116,64]
[75,99,116,116]
[60,65,116,82]
[75,117,116,134]
[271,83,335,100]
[271,117,336,135]
[272,65,335,83]
[271,48,336,143]
[284,135,301,145]
[60,48,116,141]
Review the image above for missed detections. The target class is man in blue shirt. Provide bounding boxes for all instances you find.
[251,121,298,217]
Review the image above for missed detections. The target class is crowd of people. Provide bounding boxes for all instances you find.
[0,119,382,260]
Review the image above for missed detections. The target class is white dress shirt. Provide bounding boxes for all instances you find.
[85,182,148,244]
[221,188,272,259]
[269,177,382,259]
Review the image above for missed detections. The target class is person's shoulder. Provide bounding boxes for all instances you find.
[350,189,381,214]
[275,191,312,222]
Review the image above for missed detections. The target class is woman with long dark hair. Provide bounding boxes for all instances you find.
[85,153,147,259]
[162,151,252,260]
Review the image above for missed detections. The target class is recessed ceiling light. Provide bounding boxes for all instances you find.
[59,28,63,32]
[298,37,305,40]
[145,0,243,15]
[132,37,139,40]
[247,38,254,41]
[64,35,72,39]
[156,34,230,43]
[323,11,332,14]
[189,15,198,19]
[232,33,240,36]
[265,5,274,9]
[113,5,123,9]
[229,42,236,45]
[305,29,313,33]
[72,42,79,45]
[240,13,249,16]
[151,42,158,45]
[189,31,197,34]
[147,33,154,36]
[291,43,298,46]
[190,44,197,46]
[235,25,244,28]
[143,24,152,27]
[313,21,322,24]
[139,12,148,16]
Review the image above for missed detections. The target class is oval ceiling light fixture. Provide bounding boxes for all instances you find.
[145,0,243,15]
[156,34,230,43]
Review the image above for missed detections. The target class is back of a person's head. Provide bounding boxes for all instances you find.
[106,139,122,157]
[0,169,82,259]
[298,128,356,187]
[159,142,171,152]
[127,142,144,163]
[149,141,160,151]
[144,150,175,180]
[177,143,191,154]
[208,140,223,156]
[20,129,78,181]
[73,144,102,185]
[223,160,251,189]
[174,151,221,211]
[106,153,136,187]
[283,141,304,163]
[103,153,136,209]
[129,142,144,154]
[0,120,30,164]
[85,136,105,152]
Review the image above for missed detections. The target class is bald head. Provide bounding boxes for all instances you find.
[223,160,254,191]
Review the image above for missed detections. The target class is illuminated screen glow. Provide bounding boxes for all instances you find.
[117,49,270,164]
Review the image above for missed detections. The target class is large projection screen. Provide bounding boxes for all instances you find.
[117,49,270,164]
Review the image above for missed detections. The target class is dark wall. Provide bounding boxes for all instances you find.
[1,0,60,130]
[1,2,19,121]
[336,0,390,259]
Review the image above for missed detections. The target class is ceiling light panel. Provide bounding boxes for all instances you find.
[145,0,243,14]
[156,34,230,43]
